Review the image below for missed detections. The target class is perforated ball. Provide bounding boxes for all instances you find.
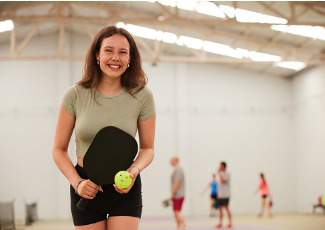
[114,171,132,189]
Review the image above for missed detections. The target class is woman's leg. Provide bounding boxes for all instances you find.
[210,198,215,216]
[107,216,140,230]
[268,199,273,217]
[75,220,107,230]
[259,198,266,217]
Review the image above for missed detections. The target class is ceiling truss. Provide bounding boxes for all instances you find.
[0,1,325,70]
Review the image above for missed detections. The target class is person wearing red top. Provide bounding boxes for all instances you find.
[256,173,273,217]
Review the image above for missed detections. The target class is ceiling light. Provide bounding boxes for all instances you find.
[117,22,288,63]
[196,2,225,18]
[0,20,14,33]
[276,61,306,70]
[177,36,203,49]
[272,25,325,41]
[203,41,243,59]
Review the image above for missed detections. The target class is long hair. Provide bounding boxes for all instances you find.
[78,26,147,100]
[260,173,267,185]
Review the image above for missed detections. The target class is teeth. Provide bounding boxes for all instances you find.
[109,65,120,68]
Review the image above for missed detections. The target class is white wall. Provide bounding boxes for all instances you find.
[293,66,325,213]
[186,64,295,215]
[142,61,296,216]
[0,31,299,221]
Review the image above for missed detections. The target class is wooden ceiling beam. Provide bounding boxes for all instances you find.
[58,23,65,57]
[68,5,95,40]
[155,2,174,18]
[1,54,323,65]
[290,2,297,21]
[258,2,288,19]
[0,1,50,12]
[3,7,325,28]
[16,24,41,55]
[133,37,155,57]
[10,25,16,56]
[3,14,324,60]
[308,5,325,16]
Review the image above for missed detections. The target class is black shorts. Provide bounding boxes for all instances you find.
[70,165,142,226]
[211,194,218,200]
[218,198,229,207]
[262,195,268,199]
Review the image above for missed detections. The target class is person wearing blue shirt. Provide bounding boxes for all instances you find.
[201,174,218,217]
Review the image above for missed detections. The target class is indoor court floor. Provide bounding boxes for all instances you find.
[19,214,325,230]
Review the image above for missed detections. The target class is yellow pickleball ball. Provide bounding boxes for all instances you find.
[114,171,132,189]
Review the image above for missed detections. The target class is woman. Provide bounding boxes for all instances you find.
[201,174,218,217]
[256,173,272,218]
[52,26,156,230]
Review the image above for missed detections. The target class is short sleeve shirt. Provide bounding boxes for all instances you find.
[218,171,230,198]
[171,167,185,198]
[61,84,156,158]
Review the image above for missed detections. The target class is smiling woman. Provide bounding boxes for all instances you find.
[96,34,131,81]
[79,26,148,100]
[52,26,156,230]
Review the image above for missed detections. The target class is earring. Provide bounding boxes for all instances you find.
[127,63,130,68]
[97,60,100,65]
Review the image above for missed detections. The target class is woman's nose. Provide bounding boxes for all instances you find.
[111,52,119,61]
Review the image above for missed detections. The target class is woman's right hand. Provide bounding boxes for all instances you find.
[76,179,103,199]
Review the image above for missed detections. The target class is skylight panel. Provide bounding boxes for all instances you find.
[146,1,287,24]
[155,0,177,8]
[176,0,196,11]
[259,14,287,24]
[236,48,250,58]
[177,36,203,49]
[236,8,261,23]
[117,22,299,66]
[196,2,225,18]
[0,20,14,33]
[236,8,287,24]
[203,41,243,59]
[219,5,235,18]
[116,22,127,29]
[125,24,157,40]
[275,61,306,71]
[271,25,325,41]
[237,48,282,61]
[249,51,282,62]
[117,22,178,44]
[158,31,178,43]
[156,30,164,41]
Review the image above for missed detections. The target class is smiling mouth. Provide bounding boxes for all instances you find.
[108,64,121,70]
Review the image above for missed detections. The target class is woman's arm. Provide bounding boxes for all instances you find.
[52,107,101,199]
[131,115,156,174]
[52,106,81,188]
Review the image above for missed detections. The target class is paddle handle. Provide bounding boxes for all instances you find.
[76,197,90,211]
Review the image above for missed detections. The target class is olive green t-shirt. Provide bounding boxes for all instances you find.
[61,84,156,158]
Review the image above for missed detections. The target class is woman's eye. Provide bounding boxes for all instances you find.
[105,49,112,52]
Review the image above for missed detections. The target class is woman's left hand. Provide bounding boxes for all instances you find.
[113,165,140,194]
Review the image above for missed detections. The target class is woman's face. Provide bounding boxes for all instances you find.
[96,34,131,79]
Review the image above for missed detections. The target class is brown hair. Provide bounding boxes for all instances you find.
[260,173,267,185]
[78,26,147,100]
